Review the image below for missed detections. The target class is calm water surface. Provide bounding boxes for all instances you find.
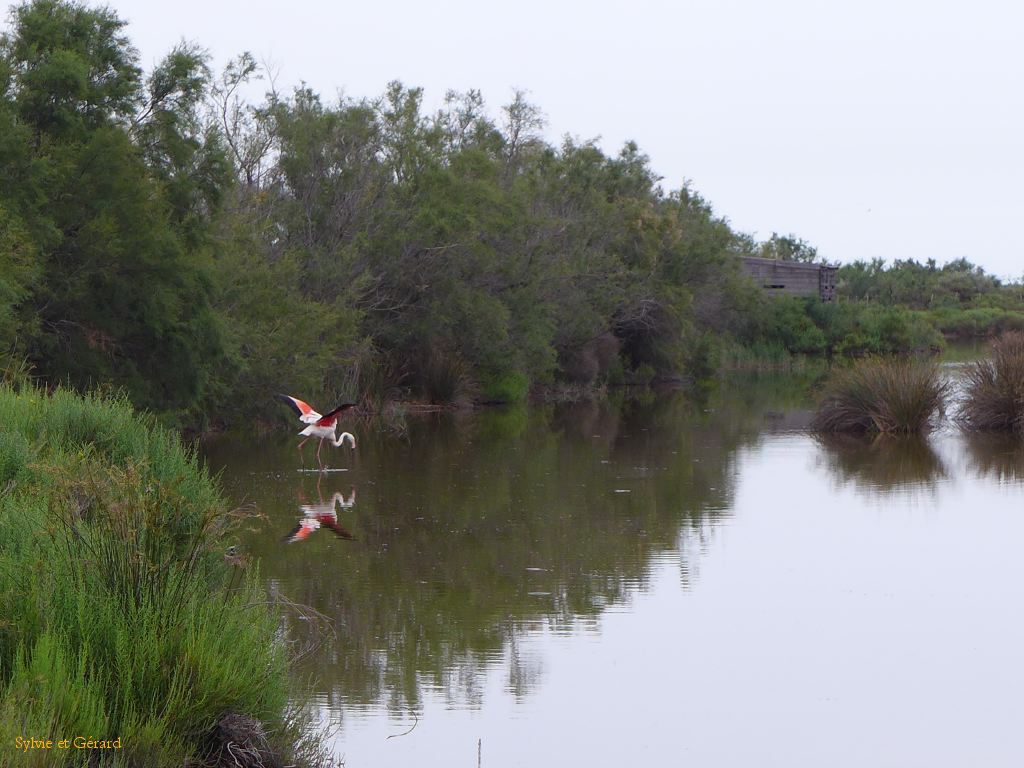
[203,376,1024,767]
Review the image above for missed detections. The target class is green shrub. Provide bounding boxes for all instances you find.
[767,297,827,354]
[479,369,529,403]
[0,385,324,766]
[854,306,944,354]
[716,339,795,371]
[929,307,1024,339]
[0,430,30,486]
[633,363,657,385]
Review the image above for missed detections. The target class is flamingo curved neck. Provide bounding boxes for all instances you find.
[332,432,356,448]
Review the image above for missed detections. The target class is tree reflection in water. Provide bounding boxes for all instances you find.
[204,375,818,721]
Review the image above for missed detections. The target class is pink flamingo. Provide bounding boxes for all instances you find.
[276,394,357,470]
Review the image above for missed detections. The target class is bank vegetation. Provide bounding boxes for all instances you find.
[0,380,332,766]
[0,0,1021,431]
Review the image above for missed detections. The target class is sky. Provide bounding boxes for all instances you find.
[91,0,1023,278]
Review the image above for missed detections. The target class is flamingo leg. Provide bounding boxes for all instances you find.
[297,437,310,468]
[316,438,325,471]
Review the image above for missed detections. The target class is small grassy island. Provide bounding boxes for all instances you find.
[812,331,1024,436]
[811,357,949,434]
[959,332,1024,433]
[0,384,325,767]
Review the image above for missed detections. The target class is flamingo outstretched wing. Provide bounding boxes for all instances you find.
[276,394,322,424]
[315,402,357,426]
[318,514,356,541]
[283,521,317,543]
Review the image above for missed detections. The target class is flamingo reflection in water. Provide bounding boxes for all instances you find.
[284,482,357,544]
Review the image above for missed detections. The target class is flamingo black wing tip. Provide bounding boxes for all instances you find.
[323,402,359,418]
[323,520,357,541]
[275,393,302,417]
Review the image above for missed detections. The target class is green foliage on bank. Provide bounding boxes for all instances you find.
[730,259,1024,365]
[837,258,1024,343]
[0,384,321,766]
[0,1,229,419]
[1,0,1022,425]
[0,0,765,422]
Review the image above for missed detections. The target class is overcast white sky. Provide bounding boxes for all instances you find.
[97,0,1022,278]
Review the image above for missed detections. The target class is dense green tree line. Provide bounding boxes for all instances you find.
[835,258,1024,343]
[0,0,764,423]
[839,257,1007,308]
[2,0,1022,425]
[0,1,230,417]
[214,73,771,411]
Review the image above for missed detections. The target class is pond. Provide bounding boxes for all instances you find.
[203,373,1024,768]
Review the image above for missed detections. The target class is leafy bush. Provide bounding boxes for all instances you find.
[0,429,30,486]
[479,369,530,403]
[0,385,326,766]
[928,307,1024,339]
[768,297,827,354]
[837,305,943,355]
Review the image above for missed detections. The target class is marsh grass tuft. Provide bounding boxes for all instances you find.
[811,357,948,434]
[417,348,477,407]
[958,331,1024,433]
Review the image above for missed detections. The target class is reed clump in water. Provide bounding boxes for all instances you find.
[958,331,1024,433]
[811,357,948,434]
[0,385,331,767]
